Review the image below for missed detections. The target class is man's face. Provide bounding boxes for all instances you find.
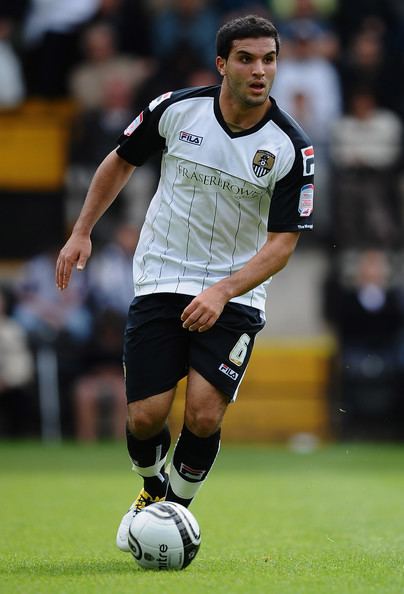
[217,37,277,108]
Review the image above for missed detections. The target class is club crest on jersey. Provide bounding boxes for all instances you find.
[298,183,314,217]
[252,150,275,178]
[179,130,203,145]
[124,112,143,136]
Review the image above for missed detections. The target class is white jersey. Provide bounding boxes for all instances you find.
[117,85,314,313]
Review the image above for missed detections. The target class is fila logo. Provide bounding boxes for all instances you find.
[179,463,206,481]
[219,363,239,381]
[301,146,315,176]
[179,131,203,145]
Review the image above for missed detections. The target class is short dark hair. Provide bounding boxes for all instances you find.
[216,15,280,60]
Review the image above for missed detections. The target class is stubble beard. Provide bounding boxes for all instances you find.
[243,93,269,108]
[229,79,271,109]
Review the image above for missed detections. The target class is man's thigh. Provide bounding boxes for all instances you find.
[124,294,264,403]
[189,301,265,402]
[184,367,229,435]
[123,294,191,402]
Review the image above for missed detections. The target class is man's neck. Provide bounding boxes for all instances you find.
[218,88,272,132]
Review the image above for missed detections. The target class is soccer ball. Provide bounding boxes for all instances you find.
[128,501,201,570]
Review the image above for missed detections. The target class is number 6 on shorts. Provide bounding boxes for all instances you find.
[229,333,251,367]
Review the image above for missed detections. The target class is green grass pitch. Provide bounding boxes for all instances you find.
[0,441,403,594]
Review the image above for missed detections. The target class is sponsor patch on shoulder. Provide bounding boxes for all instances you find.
[149,91,173,112]
[219,363,239,381]
[301,145,315,176]
[124,112,143,136]
[298,183,314,217]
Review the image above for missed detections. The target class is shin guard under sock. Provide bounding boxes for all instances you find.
[166,424,221,507]
[126,424,171,497]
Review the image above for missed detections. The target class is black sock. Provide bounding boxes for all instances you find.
[126,424,171,498]
[166,424,221,507]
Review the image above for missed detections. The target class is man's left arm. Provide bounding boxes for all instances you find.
[181,231,299,332]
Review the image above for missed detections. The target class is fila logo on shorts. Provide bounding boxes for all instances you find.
[219,363,239,381]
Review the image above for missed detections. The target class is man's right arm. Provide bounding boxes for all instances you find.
[56,150,136,290]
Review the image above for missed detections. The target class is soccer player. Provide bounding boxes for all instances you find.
[56,15,314,552]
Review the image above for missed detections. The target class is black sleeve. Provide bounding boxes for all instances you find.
[268,144,314,232]
[116,105,166,166]
[116,86,219,167]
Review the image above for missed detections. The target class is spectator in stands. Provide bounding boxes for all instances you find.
[0,16,25,107]
[270,17,341,146]
[0,286,34,437]
[217,1,269,20]
[338,23,403,117]
[96,0,153,58]
[151,0,220,71]
[87,222,139,317]
[13,248,92,347]
[67,74,156,233]
[72,308,127,441]
[21,0,99,97]
[333,0,397,47]
[12,248,93,435]
[134,41,206,111]
[270,17,342,240]
[69,74,135,167]
[72,221,139,441]
[272,0,339,60]
[324,249,404,439]
[329,88,403,249]
[186,66,221,89]
[68,21,151,111]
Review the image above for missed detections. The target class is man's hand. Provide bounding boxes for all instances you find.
[181,286,229,332]
[56,234,92,290]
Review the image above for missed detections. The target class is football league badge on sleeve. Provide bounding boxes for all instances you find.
[124,112,143,136]
[298,184,314,217]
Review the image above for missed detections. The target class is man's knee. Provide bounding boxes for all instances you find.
[127,395,172,439]
[185,369,229,437]
[127,408,160,439]
[185,408,223,438]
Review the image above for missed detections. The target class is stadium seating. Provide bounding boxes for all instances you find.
[0,99,76,190]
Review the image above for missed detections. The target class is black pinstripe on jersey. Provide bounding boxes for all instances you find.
[117,85,314,313]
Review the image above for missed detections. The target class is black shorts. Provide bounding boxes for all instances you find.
[123,293,265,403]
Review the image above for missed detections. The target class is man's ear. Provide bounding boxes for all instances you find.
[216,56,226,77]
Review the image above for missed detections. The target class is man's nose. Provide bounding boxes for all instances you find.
[252,61,265,76]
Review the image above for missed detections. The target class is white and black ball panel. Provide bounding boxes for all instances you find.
[128,502,201,570]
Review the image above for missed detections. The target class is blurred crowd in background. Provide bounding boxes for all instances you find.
[1,0,404,442]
